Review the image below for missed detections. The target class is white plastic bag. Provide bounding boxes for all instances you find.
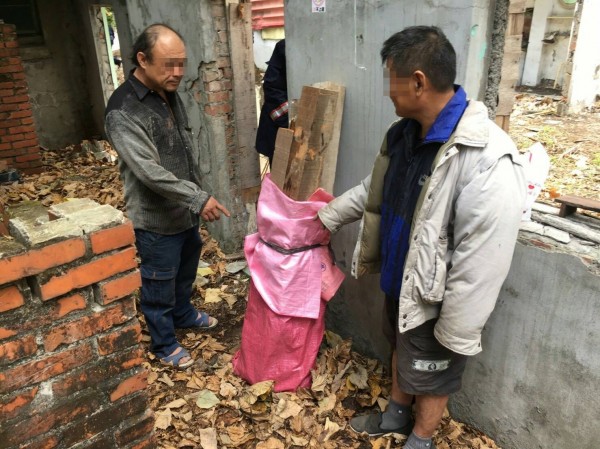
[521,142,550,221]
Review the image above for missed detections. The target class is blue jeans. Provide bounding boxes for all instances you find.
[134,226,202,358]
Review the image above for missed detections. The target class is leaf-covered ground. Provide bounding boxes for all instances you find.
[2,94,598,447]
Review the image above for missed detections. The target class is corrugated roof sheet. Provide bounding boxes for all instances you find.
[251,0,284,30]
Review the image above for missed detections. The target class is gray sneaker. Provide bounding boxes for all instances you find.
[349,412,414,437]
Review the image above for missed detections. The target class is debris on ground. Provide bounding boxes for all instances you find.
[509,93,600,209]
[3,92,598,447]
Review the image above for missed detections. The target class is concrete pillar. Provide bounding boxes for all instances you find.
[522,0,553,86]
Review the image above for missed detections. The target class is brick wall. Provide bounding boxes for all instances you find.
[0,22,42,174]
[0,199,155,449]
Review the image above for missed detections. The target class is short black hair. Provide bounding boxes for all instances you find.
[130,23,184,67]
[381,26,456,92]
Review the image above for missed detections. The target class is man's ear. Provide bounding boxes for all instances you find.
[137,51,147,69]
[413,71,426,95]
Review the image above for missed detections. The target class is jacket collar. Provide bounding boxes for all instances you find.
[449,100,490,148]
[128,70,151,100]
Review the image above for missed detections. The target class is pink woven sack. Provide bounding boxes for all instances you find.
[232,175,344,391]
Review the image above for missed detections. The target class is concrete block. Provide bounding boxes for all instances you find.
[9,217,83,248]
[63,205,125,234]
[48,198,102,219]
[543,226,570,244]
[0,237,26,258]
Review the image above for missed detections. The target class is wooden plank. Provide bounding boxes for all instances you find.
[509,0,526,14]
[270,128,294,190]
[555,194,600,217]
[228,3,261,193]
[311,82,345,194]
[495,115,510,132]
[283,86,337,200]
[507,13,525,36]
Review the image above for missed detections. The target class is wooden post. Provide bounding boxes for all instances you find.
[227,1,261,201]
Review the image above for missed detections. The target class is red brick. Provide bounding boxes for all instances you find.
[0,285,25,312]
[0,333,37,363]
[0,64,22,75]
[0,293,87,341]
[5,41,18,48]
[0,132,24,142]
[0,143,12,151]
[205,103,232,116]
[115,411,155,446]
[15,152,41,162]
[0,391,101,447]
[97,321,142,355]
[206,80,223,92]
[207,90,230,102]
[60,393,148,447]
[0,118,21,128]
[90,220,135,254]
[0,328,17,339]
[96,270,141,305]
[8,109,32,119]
[0,88,13,96]
[1,94,28,103]
[9,124,35,134]
[12,72,26,80]
[0,102,19,112]
[12,138,39,149]
[55,293,87,317]
[39,247,138,301]
[110,370,148,402]
[0,386,38,421]
[52,346,144,397]
[43,299,136,351]
[0,342,93,394]
[21,116,34,125]
[0,237,86,285]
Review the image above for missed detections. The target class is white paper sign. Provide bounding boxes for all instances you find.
[312,0,326,13]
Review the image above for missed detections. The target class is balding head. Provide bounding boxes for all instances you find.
[130,23,185,67]
[131,23,187,96]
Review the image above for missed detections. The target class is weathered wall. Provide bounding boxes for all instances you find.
[567,0,600,111]
[538,1,573,86]
[450,223,600,449]
[286,0,495,361]
[20,0,97,149]
[0,23,42,174]
[0,199,154,449]
[115,0,260,252]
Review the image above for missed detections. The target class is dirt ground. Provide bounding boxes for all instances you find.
[509,91,600,208]
[1,93,598,448]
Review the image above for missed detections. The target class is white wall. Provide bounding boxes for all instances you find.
[568,0,600,111]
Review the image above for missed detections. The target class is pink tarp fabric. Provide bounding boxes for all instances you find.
[232,174,344,391]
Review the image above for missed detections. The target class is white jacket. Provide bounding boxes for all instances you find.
[318,101,526,356]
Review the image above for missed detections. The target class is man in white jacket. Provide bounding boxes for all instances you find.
[318,26,525,449]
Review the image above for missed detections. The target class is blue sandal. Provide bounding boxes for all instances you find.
[160,347,194,369]
[193,311,218,329]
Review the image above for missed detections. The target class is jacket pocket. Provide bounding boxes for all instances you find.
[413,232,448,305]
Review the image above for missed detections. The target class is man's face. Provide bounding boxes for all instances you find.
[138,32,186,93]
[384,59,413,117]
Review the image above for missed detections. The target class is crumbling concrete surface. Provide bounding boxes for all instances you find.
[450,203,600,449]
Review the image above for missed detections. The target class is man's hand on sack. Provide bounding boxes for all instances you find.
[201,197,231,222]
